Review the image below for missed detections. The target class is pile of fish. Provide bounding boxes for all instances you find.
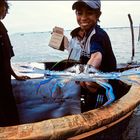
[20,64,140,106]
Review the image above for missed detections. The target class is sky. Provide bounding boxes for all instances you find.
[2,1,140,34]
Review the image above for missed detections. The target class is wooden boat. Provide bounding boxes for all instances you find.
[0,61,140,140]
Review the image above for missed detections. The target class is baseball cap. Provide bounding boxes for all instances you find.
[72,0,101,10]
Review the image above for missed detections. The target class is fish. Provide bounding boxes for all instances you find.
[19,64,140,106]
[20,64,140,82]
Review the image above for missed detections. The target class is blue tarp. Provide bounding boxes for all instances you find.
[12,79,81,124]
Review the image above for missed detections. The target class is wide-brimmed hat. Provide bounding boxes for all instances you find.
[72,0,101,10]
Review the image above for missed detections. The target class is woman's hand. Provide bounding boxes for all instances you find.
[11,67,31,81]
[15,75,30,81]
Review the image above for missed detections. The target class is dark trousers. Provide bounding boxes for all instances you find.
[0,83,19,127]
[81,86,107,112]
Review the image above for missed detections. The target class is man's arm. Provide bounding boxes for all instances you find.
[87,52,102,69]
[80,52,103,93]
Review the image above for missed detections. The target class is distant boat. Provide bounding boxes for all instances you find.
[0,61,140,140]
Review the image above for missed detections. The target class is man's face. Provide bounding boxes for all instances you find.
[76,7,99,32]
[0,6,7,20]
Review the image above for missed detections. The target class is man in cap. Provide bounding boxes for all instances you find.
[69,0,117,110]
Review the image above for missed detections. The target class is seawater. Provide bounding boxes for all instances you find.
[10,27,140,64]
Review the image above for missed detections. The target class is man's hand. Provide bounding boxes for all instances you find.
[63,36,69,50]
[80,81,100,93]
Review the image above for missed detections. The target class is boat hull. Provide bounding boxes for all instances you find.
[0,76,140,139]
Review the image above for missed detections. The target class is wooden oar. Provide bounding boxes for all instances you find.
[128,14,135,62]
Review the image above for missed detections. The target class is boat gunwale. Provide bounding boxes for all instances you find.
[68,110,134,140]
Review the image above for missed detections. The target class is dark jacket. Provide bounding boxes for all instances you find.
[71,25,117,72]
[0,21,19,126]
[91,25,117,72]
[0,21,14,85]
